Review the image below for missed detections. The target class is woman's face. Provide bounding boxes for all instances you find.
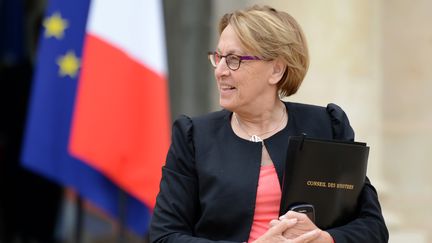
[214,25,277,112]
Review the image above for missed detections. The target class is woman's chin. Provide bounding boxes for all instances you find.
[219,99,235,111]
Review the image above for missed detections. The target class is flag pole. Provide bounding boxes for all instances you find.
[117,188,127,243]
[75,195,83,243]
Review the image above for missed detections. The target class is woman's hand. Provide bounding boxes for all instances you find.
[276,211,334,243]
[253,218,320,243]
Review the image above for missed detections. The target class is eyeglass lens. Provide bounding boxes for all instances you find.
[209,52,241,70]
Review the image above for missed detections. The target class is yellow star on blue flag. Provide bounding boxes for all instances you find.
[43,11,69,39]
[57,50,80,78]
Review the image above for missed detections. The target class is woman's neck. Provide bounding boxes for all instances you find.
[232,100,287,141]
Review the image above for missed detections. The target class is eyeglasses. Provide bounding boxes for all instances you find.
[208,51,261,71]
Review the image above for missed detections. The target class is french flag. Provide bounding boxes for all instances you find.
[21,0,170,234]
[71,0,170,211]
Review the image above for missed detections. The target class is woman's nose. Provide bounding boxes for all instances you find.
[214,58,229,78]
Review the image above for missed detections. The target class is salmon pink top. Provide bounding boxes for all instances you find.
[248,164,281,242]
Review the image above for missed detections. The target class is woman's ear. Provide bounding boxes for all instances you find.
[269,59,286,85]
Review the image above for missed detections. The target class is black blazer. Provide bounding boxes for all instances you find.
[150,102,388,243]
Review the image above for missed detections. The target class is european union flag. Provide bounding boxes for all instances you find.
[21,0,151,235]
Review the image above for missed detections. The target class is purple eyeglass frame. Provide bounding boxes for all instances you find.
[208,51,261,71]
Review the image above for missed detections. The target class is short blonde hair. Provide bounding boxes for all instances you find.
[218,5,309,97]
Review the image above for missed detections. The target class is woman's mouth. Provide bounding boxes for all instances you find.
[220,84,236,91]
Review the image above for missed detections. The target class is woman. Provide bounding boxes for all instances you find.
[150,5,388,243]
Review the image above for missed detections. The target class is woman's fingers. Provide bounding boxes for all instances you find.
[269,219,281,228]
[267,218,298,234]
[280,210,309,221]
[291,229,321,243]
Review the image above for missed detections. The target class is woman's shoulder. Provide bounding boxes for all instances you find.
[173,109,230,134]
[285,101,331,122]
[285,101,348,119]
[285,101,354,140]
[325,103,355,140]
[174,109,229,124]
[192,109,230,123]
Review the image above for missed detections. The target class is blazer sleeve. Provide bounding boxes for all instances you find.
[149,115,240,243]
[325,104,389,243]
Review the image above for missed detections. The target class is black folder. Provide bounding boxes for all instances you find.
[279,135,369,229]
